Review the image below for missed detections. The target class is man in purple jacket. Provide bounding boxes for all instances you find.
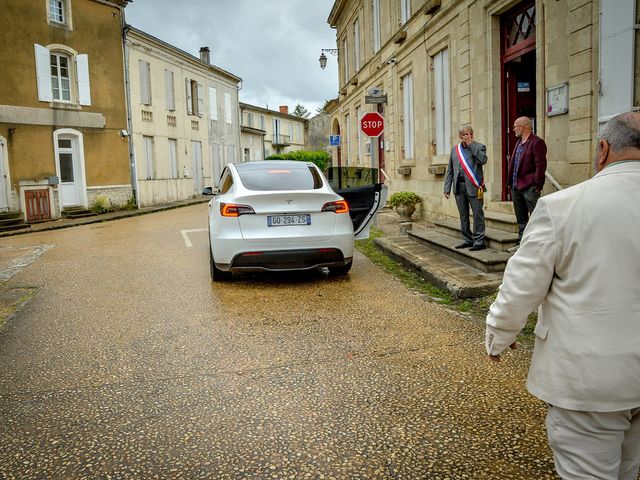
[507,116,547,250]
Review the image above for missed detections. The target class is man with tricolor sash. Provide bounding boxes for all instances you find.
[443,125,488,251]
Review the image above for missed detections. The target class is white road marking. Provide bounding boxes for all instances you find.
[181,229,207,248]
[0,244,55,282]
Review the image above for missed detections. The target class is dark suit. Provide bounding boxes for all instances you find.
[444,142,487,246]
[507,133,547,241]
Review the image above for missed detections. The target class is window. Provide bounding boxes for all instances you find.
[247,112,254,127]
[401,0,411,24]
[224,92,232,124]
[354,18,361,71]
[34,44,90,105]
[50,53,71,102]
[139,60,151,105]
[344,113,350,165]
[185,78,203,116]
[402,72,414,159]
[372,0,381,53]
[48,0,66,24]
[168,139,178,178]
[209,86,217,121]
[243,148,250,162]
[165,70,175,111]
[342,37,349,83]
[143,136,155,180]
[433,49,451,155]
[259,115,265,130]
[236,162,323,191]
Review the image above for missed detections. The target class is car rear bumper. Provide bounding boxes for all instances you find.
[218,248,350,272]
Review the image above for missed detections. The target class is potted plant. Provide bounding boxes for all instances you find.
[388,191,422,222]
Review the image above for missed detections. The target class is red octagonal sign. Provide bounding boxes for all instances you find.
[360,111,384,137]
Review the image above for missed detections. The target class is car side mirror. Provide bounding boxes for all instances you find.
[202,186,218,196]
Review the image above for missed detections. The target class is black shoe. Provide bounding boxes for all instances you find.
[469,244,486,251]
[455,243,473,249]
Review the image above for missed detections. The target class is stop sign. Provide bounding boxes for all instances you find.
[360,111,384,137]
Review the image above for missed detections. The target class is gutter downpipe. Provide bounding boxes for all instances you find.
[122,22,139,207]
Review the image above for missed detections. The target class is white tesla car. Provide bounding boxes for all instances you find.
[203,160,387,281]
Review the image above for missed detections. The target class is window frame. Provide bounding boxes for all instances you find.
[433,48,451,155]
[47,0,72,28]
[35,43,90,106]
[50,52,72,103]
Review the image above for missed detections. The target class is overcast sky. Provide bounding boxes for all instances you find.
[125,0,339,115]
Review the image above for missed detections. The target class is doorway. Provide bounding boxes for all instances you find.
[501,1,536,200]
[0,137,9,211]
[54,130,86,208]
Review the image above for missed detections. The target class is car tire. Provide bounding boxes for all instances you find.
[210,246,231,281]
[328,260,352,275]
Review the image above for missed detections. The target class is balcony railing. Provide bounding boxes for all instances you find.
[272,134,291,146]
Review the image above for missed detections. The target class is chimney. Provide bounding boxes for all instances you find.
[199,46,210,64]
[279,105,289,114]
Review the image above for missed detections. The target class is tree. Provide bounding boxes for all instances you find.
[292,104,311,118]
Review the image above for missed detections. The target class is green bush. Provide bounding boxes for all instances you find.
[90,196,110,214]
[266,150,330,171]
[388,191,422,208]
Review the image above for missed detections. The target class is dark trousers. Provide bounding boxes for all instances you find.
[512,186,541,241]
[455,186,485,246]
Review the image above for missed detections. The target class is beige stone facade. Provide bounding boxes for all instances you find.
[328,0,638,221]
[240,103,307,159]
[125,28,242,206]
[0,0,131,219]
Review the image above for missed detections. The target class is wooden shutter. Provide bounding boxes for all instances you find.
[224,92,232,124]
[165,69,175,111]
[209,86,217,120]
[139,60,151,105]
[185,77,192,115]
[197,82,204,117]
[76,54,91,106]
[34,44,53,102]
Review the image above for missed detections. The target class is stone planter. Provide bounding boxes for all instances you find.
[395,204,416,222]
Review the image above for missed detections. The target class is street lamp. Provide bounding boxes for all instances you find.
[319,48,338,69]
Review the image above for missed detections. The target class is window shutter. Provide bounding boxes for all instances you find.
[34,44,53,102]
[209,86,217,120]
[165,70,175,111]
[197,82,204,117]
[76,54,91,106]
[224,92,232,124]
[139,60,151,105]
[185,77,192,115]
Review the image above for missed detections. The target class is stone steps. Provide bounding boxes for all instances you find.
[433,219,519,252]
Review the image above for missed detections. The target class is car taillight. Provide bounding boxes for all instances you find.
[220,203,255,217]
[321,200,349,214]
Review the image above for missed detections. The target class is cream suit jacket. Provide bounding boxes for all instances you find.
[486,161,640,412]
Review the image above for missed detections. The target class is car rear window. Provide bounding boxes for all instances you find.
[237,163,324,191]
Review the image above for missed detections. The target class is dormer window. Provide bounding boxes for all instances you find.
[48,0,66,24]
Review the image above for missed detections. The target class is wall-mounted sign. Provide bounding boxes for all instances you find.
[517,82,531,93]
[365,94,388,104]
[546,83,569,116]
[329,135,340,146]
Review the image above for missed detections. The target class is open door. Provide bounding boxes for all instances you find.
[327,166,388,240]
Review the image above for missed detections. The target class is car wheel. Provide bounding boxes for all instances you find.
[210,246,231,281]
[328,260,352,275]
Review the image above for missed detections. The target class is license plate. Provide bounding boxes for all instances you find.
[267,214,311,227]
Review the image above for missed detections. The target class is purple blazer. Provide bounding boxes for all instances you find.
[507,133,547,191]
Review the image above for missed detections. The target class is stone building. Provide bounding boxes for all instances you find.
[327,0,638,221]
[0,0,131,220]
[124,27,242,206]
[239,104,308,159]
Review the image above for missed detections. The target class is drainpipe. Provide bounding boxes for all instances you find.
[122,22,139,207]
[237,80,243,162]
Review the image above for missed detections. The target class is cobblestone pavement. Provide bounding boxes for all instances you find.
[0,204,560,479]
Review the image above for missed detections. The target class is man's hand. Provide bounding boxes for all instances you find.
[487,342,517,363]
[443,192,450,199]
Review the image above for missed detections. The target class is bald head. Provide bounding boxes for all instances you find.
[595,112,640,172]
[513,116,533,140]
[515,116,532,129]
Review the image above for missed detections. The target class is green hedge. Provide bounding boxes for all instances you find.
[266,150,330,171]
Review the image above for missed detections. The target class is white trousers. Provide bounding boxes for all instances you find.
[545,405,640,480]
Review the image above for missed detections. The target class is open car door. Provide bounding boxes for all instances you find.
[326,167,388,240]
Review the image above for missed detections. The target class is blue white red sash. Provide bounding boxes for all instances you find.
[455,143,483,188]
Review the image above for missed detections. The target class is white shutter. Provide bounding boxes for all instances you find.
[139,60,151,105]
[34,44,53,102]
[185,77,192,115]
[197,82,204,117]
[76,54,91,106]
[165,70,175,111]
[598,0,634,124]
[224,92,232,124]
[209,86,217,120]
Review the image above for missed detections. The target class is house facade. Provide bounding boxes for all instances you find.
[327,0,638,221]
[0,0,131,220]
[125,27,242,206]
[240,103,308,159]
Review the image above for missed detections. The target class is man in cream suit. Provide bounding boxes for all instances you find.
[485,112,640,479]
